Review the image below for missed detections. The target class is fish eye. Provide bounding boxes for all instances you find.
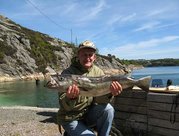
[61,77,65,81]
[58,76,65,81]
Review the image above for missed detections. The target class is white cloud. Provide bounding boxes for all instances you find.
[123,47,179,59]
[121,13,136,22]
[118,36,179,50]
[77,0,106,22]
[134,21,161,32]
[156,23,177,29]
[107,13,136,26]
[147,9,167,17]
[60,3,78,15]
[100,35,179,59]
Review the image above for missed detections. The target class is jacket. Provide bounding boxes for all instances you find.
[57,60,113,124]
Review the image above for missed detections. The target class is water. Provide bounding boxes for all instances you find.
[0,66,179,108]
[132,66,179,86]
[0,80,59,108]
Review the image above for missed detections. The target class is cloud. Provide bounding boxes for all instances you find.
[77,0,106,22]
[146,2,179,19]
[147,9,167,17]
[121,13,137,22]
[134,21,177,32]
[118,35,179,50]
[60,3,78,15]
[134,21,161,32]
[107,13,136,26]
[123,47,179,59]
[100,35,179,59]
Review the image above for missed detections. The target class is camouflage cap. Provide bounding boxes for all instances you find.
[78,40,96,52]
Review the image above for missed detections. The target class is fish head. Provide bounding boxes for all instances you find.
[45,74,73,90]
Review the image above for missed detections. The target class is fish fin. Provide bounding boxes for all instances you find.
[137,76,151,91]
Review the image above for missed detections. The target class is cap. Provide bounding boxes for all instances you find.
[78,40,96,52]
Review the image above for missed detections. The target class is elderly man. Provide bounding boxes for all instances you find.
[57,40,122,136]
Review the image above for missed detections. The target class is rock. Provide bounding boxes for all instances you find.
[0,14,130,82]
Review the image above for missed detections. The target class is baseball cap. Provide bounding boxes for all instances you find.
[78,40,97,52]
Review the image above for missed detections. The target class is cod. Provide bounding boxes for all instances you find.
[45,69,151,97]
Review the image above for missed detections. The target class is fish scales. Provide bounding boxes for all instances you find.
[45,74,151,97]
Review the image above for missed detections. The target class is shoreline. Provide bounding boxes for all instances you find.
[0,106,62,136]
[0,67,132,82]
[0,73,45,82]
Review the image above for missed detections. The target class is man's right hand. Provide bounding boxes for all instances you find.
[66,84,80,99]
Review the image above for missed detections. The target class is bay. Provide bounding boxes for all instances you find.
[0,80,59,108]
[132,66,179,85]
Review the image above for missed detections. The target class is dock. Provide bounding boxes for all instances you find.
[114,88,179,136]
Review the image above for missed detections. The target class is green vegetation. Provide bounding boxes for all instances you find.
[121,58,179,67]
[97,54,142,66]
[20,27,76,72]
[0,40,16,62]
[146,58,179,66]
[98,53,179,67]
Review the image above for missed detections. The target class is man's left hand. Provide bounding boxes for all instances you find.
[110,81,123,96]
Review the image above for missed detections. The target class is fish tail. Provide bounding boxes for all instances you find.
[136,76,151,91]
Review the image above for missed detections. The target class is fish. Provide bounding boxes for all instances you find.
[45,70,151,97]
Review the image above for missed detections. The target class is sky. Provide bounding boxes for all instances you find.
[1,0,179,60]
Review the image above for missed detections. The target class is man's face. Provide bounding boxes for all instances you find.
[78,48,96,69]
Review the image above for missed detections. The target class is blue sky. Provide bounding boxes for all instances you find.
[1,0,179,60]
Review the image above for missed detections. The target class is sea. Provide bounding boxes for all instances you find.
[0,66,179,108]
[132,66,179,85]
[0,80,59,108]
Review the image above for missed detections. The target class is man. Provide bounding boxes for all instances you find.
[57,40,122,136]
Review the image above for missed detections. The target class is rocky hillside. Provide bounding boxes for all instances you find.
[0,15,129,82]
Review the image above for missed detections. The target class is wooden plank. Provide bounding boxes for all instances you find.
[147,92,179,104]
[114,119,126,129]
[147,133,163,136]
[115,111,147,123]
[118,89,147,99]
[115,97,147,106]
[148,109,179,122]
[148,102,179,113]
[115,118,147,130]
[148,118,179,130]
[148,125,179,136]
[115,104,147,114]
[115,118,147,135]
[114,118,179,135]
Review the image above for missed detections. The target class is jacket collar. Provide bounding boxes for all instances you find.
[71,58,94,73]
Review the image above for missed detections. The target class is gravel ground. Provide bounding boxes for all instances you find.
[0,106,63,136]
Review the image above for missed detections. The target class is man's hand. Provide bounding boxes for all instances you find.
[110,81,123,96]
[66,84,80,99]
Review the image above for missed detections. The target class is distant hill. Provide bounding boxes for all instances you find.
[0,15,130,81]
[122,58,179,67]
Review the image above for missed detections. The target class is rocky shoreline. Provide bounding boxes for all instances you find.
[0,106,62,136]
[0,69,124,82]
[0,73,44,82]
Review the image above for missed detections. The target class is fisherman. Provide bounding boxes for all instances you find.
[57,40,123,136]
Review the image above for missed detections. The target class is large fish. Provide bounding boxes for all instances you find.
[45,67,151,97]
